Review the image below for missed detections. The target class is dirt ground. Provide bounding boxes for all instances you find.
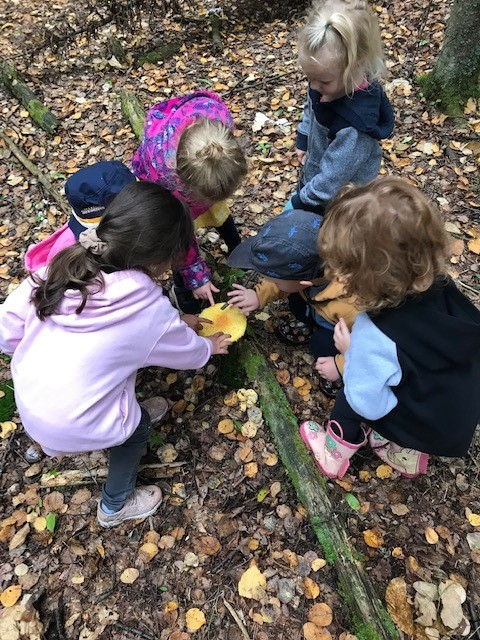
[0,1,479,639]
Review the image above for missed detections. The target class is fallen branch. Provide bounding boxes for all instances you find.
[236,340,398,640]
[0,130,70,216]
[40,462,186,488]
[119,89,145,140]
[209,11,223,51]
[0,62,58,134]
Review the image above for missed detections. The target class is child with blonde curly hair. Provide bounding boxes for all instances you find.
[132,92,247,313]
[300,177,480,479]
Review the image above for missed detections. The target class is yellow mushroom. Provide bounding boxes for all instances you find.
[198,303,247,343]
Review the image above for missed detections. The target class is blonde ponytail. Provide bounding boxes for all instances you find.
[299,0,387,93]
[177,118,247,204]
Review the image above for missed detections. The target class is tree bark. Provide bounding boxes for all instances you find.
[236,340,399,640]
[421,0,480,114]
[0,63,58,134]
[119,89,145,140]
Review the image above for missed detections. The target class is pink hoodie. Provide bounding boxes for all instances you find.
[0,268,212,456]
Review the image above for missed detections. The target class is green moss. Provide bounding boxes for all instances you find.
[26,99,58,133]
[418,70,479,117]
[0,380,16,422]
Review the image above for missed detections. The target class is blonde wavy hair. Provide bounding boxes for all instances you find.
[176,118,247,204]
[298,0,387,94]
[318,177,449,312]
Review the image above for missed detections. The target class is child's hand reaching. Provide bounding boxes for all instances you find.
[334,318,351,354]
[295,148,307,165]
[315,356,340,382]
[227,284,260,313]
[182,314,212,334]
[207,332,231,355]
[193,281,220,306]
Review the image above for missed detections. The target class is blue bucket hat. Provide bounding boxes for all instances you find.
[65,161,136,239]
[228,209,323,281]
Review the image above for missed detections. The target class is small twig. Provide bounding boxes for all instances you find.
[55,597,66,640]
[223,598,252,640]
[406,1,434,79]
[0,130,71,216]
[456,280,480,297]
[113,622,154,640]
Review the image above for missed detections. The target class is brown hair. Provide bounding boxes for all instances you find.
[176,118,247,204]
[318,177,449,312]
[32,182,193,319]
[298,0,387,94]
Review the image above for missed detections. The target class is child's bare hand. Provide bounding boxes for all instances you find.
[315,356,340,382]
[295,148,307,165]
[193,281,220,306]
[208,332,231,355]
[334,318,351,354]
[227,284,260,313]
[182,314,212,333]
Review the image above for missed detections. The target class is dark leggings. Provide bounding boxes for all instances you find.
[101,408,151,511]
[288,293,339,359]
[330,389,364,443]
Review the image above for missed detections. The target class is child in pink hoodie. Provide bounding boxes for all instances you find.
[132,91,247,314]
[0,180,230,528]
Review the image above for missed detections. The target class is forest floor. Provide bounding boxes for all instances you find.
[0,1,479,639]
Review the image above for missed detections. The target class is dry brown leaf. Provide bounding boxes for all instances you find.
[244,462,258,478]
[308,602,333,626]
[9,523,30,550]
[185,608,206,631]
[363,528,384,548]
[138,543,159,563]
[391,504,409,516]
[425,528,439,544]
[468,238,480,254]
[385,577,415,637]
[304,577,320,600]
[218,418,234,434]
[120,568,139,584]
[238,565,267,600]
[303,622,332,640]
[197,536,221,556]
[276,369,290,385]
[0,584,22,608]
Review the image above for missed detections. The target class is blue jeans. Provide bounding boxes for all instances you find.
[101,408,151,511]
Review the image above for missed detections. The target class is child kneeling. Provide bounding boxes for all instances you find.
[227,209,358,397]
[0,182,230,527]
[300,177,480,479]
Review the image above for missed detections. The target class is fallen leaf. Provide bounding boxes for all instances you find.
[391,504,409,516]
[440,580,466,629]
[376,464,393,479]
[385,577,415,637]
[466,508,480,527]
[304,577,320,599]
[238,565,267,600]
[0,584,22,607]
[120,568,139,584]
[311,558,327,571]
[185,608,206,631]
[308,602,333,626]
[9,523,30,550]
[468,238,480,254]
[363,528,384,548]
[425,528,439,544]
[138,543,159,563]
[197,536,221,556]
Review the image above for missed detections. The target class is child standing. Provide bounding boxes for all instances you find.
[300,177,480,479]
[0,182,230,527]
[289,0,394,215]
[132,91,248,314]
[227,209,359,398]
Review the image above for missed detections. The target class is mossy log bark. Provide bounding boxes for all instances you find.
[210,13,223,51]
[235,340,398,640]
[0,130,71,217]
[0,62,58,134]
[420,0,480,115]
[119,89,145,140]
[136,42,182,66]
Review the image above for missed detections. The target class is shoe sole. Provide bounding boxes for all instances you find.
[98,500,163,528]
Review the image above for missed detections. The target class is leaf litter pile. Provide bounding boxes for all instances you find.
[0,1,479,639]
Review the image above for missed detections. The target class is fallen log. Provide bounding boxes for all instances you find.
[119,89,145,141]
[0,130,71,217]
[135,41,182,66]
[0,62,58,135]
[236,340,398,640]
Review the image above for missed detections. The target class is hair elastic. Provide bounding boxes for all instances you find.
[79,228,107,256]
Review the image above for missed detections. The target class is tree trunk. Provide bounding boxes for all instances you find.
[119,89,145,140]
[421,0,480,114]
[235,340,399,640]
[0,63,58,134]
